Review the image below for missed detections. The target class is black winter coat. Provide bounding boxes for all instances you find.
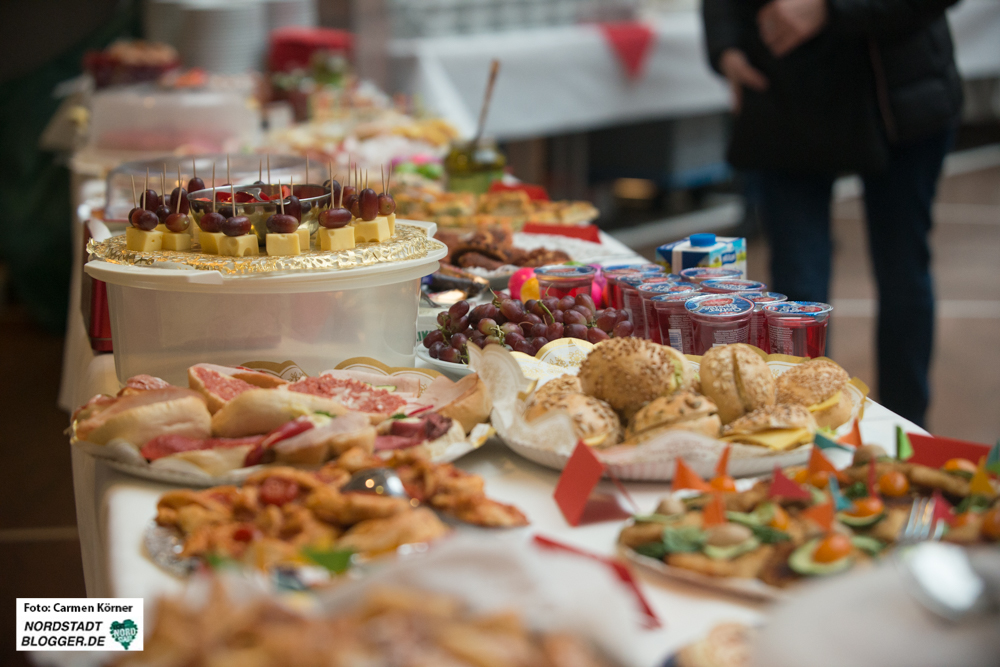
[703,0,963,172]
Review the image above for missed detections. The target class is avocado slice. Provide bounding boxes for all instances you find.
[837,512,886,528]
[788,538,854,576]
[704,537,761,561]
[850,535,885,556]
[725,511,762,527]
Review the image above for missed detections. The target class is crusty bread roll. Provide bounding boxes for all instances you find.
[699,344,775,425]
[626,391,722,440]
[75,388,211,446]
[775,359,852,429]
[524,391,623,448]
[531,375,583,404]
[722,404,816,436]
[578,338,693,420]
[211,389,348,438]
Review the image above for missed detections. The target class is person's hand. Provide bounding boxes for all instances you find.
[719,48,769,113]
[757,0,828,57]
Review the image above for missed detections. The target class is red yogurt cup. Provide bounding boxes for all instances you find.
[638,282,699,342]
[684,294,755,354]
[652,291,703,353]
[763,301,832,358]
[741,292,787,352]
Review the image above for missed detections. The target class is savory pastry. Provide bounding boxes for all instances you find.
[721,404,817,451]
[524,392,623,448]
[625,391,722,441]
[699,344,775,425]
[578,338,693,419]
[775,358,852,429]
[74,386,211,446]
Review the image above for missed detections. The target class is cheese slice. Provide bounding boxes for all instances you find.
[386,213,396,236]
[199,231,226,255]
[125,227,163,252]
[722,428,812,451]
[353,217,391,243]
[218,234,260,257]
[266,233,301,256]
[295,225,311,250]
[318,226,355,251]
[162,232,191,251]
[808,391,842,413]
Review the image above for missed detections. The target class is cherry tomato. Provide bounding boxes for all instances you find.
[710,475,737,492]
[768,504,790,531]
[259,477,299,506]
[951,512,979,529]
[807,470,831,489]
[878,470,910,497]
[942,458,977,475]
[232,525,256,542]
[813,533,853,564]
[981,507,1000,541]
[792,469,809,484]
[846,496,885,518]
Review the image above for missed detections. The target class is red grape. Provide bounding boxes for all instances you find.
[342,184,357,201]
[542,297,559,313]
[450,333,468,349]
[429,341,448,359]
[449,300,470,318]
[320,208,352,229]
[327,179,342,206]
[524,299,537,313]
[423,330,445,348]
[199,211,224,233]
[575,293,596,315]
[154,205,171,223]
[164,213,189,233]
[616,310,630,324]
[437,312,450,327]
[531,337,549,354]
[378,193,396,216]
[530,322,548,338]
[506,332,526,348]
[588,327,610,344]
[127,207,140,223]
[500,322,521,336]
[219,205,234,219]
[449,316,469,334]
[439,347,461,363]
[558,296,576,311]
[266,214,299,234]
[550,309,564,323]
[546,322,564,340]
[344,194,359,217]
[596,312,616,332]
[478,318,498,335]
[169,187,189,214]
[142,189,159,211]
[513,339,534,355]
[221,215,251,237]
[522,313,542,326]
[359,188,378,221]
[500,299,524,322]
[485,335,503,346]
[187,177,205,193]
[564,309,587,326]
[284,195,302,221]
[613,321,634,337]
[131,209,158,231]
[565,324,589,340]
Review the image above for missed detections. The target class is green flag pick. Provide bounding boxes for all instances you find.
[896,426,914,461]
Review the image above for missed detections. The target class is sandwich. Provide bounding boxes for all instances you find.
[188,363,288,414]
[625,391,722,441]
[524,391,623,448]
[699,344,775,425]
[74,385,211,446]
[774,359,852,429]
[578,338,693,420]
[721,404,817,451]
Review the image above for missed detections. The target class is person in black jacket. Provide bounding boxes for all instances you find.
[702,0,962,427]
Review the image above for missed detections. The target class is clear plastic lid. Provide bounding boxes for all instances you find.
[762,301,833,321]
[701,278,767,294]
[679,267,743,283]
[684,294,755,319]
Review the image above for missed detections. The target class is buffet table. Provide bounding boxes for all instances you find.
[390,1,1000,140]
[70,348,924,666]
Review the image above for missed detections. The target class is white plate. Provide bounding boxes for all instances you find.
[414,344,473,379]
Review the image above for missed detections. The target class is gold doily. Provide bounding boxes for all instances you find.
[87,224,442,276]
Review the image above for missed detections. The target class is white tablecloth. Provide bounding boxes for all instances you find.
[390,1,1000,140]
[70,346,925,666]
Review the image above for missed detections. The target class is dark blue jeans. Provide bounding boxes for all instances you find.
[757,128,953,428]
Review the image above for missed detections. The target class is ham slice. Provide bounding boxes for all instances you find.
[189,363,287,414]
[119,374,173,396]
[315,369,425,396]
[286,375,410,422]
[141,434,265,461]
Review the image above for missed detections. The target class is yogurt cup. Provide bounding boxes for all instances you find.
[742,292,788,352]
[763,301,833,358]
[638,282,699,343]
[652,291,702,353]
[700,278,767,295]
[685,294,755,354]
[535,265,596,300]
[618,276,650,336]
[679,267,742,285]
[603,265,662,309]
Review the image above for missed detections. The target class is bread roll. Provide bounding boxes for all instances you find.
[722,404,817,436]
[76,388,211,446]
[578,338,692,420]
[626,391,722,440]
[524,392,623,448]
[775,359,852,429]
[699,344,775,425]
[211,389,348,438]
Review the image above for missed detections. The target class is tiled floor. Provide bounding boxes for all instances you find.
[0,161,996,667]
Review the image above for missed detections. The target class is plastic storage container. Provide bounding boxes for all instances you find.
[84,242,447,386]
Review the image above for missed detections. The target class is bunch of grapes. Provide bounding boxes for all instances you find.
[423,293,634,364]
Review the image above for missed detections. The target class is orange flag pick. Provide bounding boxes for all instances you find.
[672,458,713,493]
[970,456,996,497]
[838,418,862,447]
[808,447,838,475]
[702,493,727,527]
[715,445,732,477]
[801,501,834,532]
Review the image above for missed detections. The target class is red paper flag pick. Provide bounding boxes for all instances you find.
[672,458,713,493]
[553,442,607,526]
[801,501,834,532]
[769,466,812,500]
[838,418,862,447]
[808,447,837,475]
[907,433,993,470]
[716,445,732,478]
[930,490,955,528]
[702,493,727,526]
[867,459,879,497]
